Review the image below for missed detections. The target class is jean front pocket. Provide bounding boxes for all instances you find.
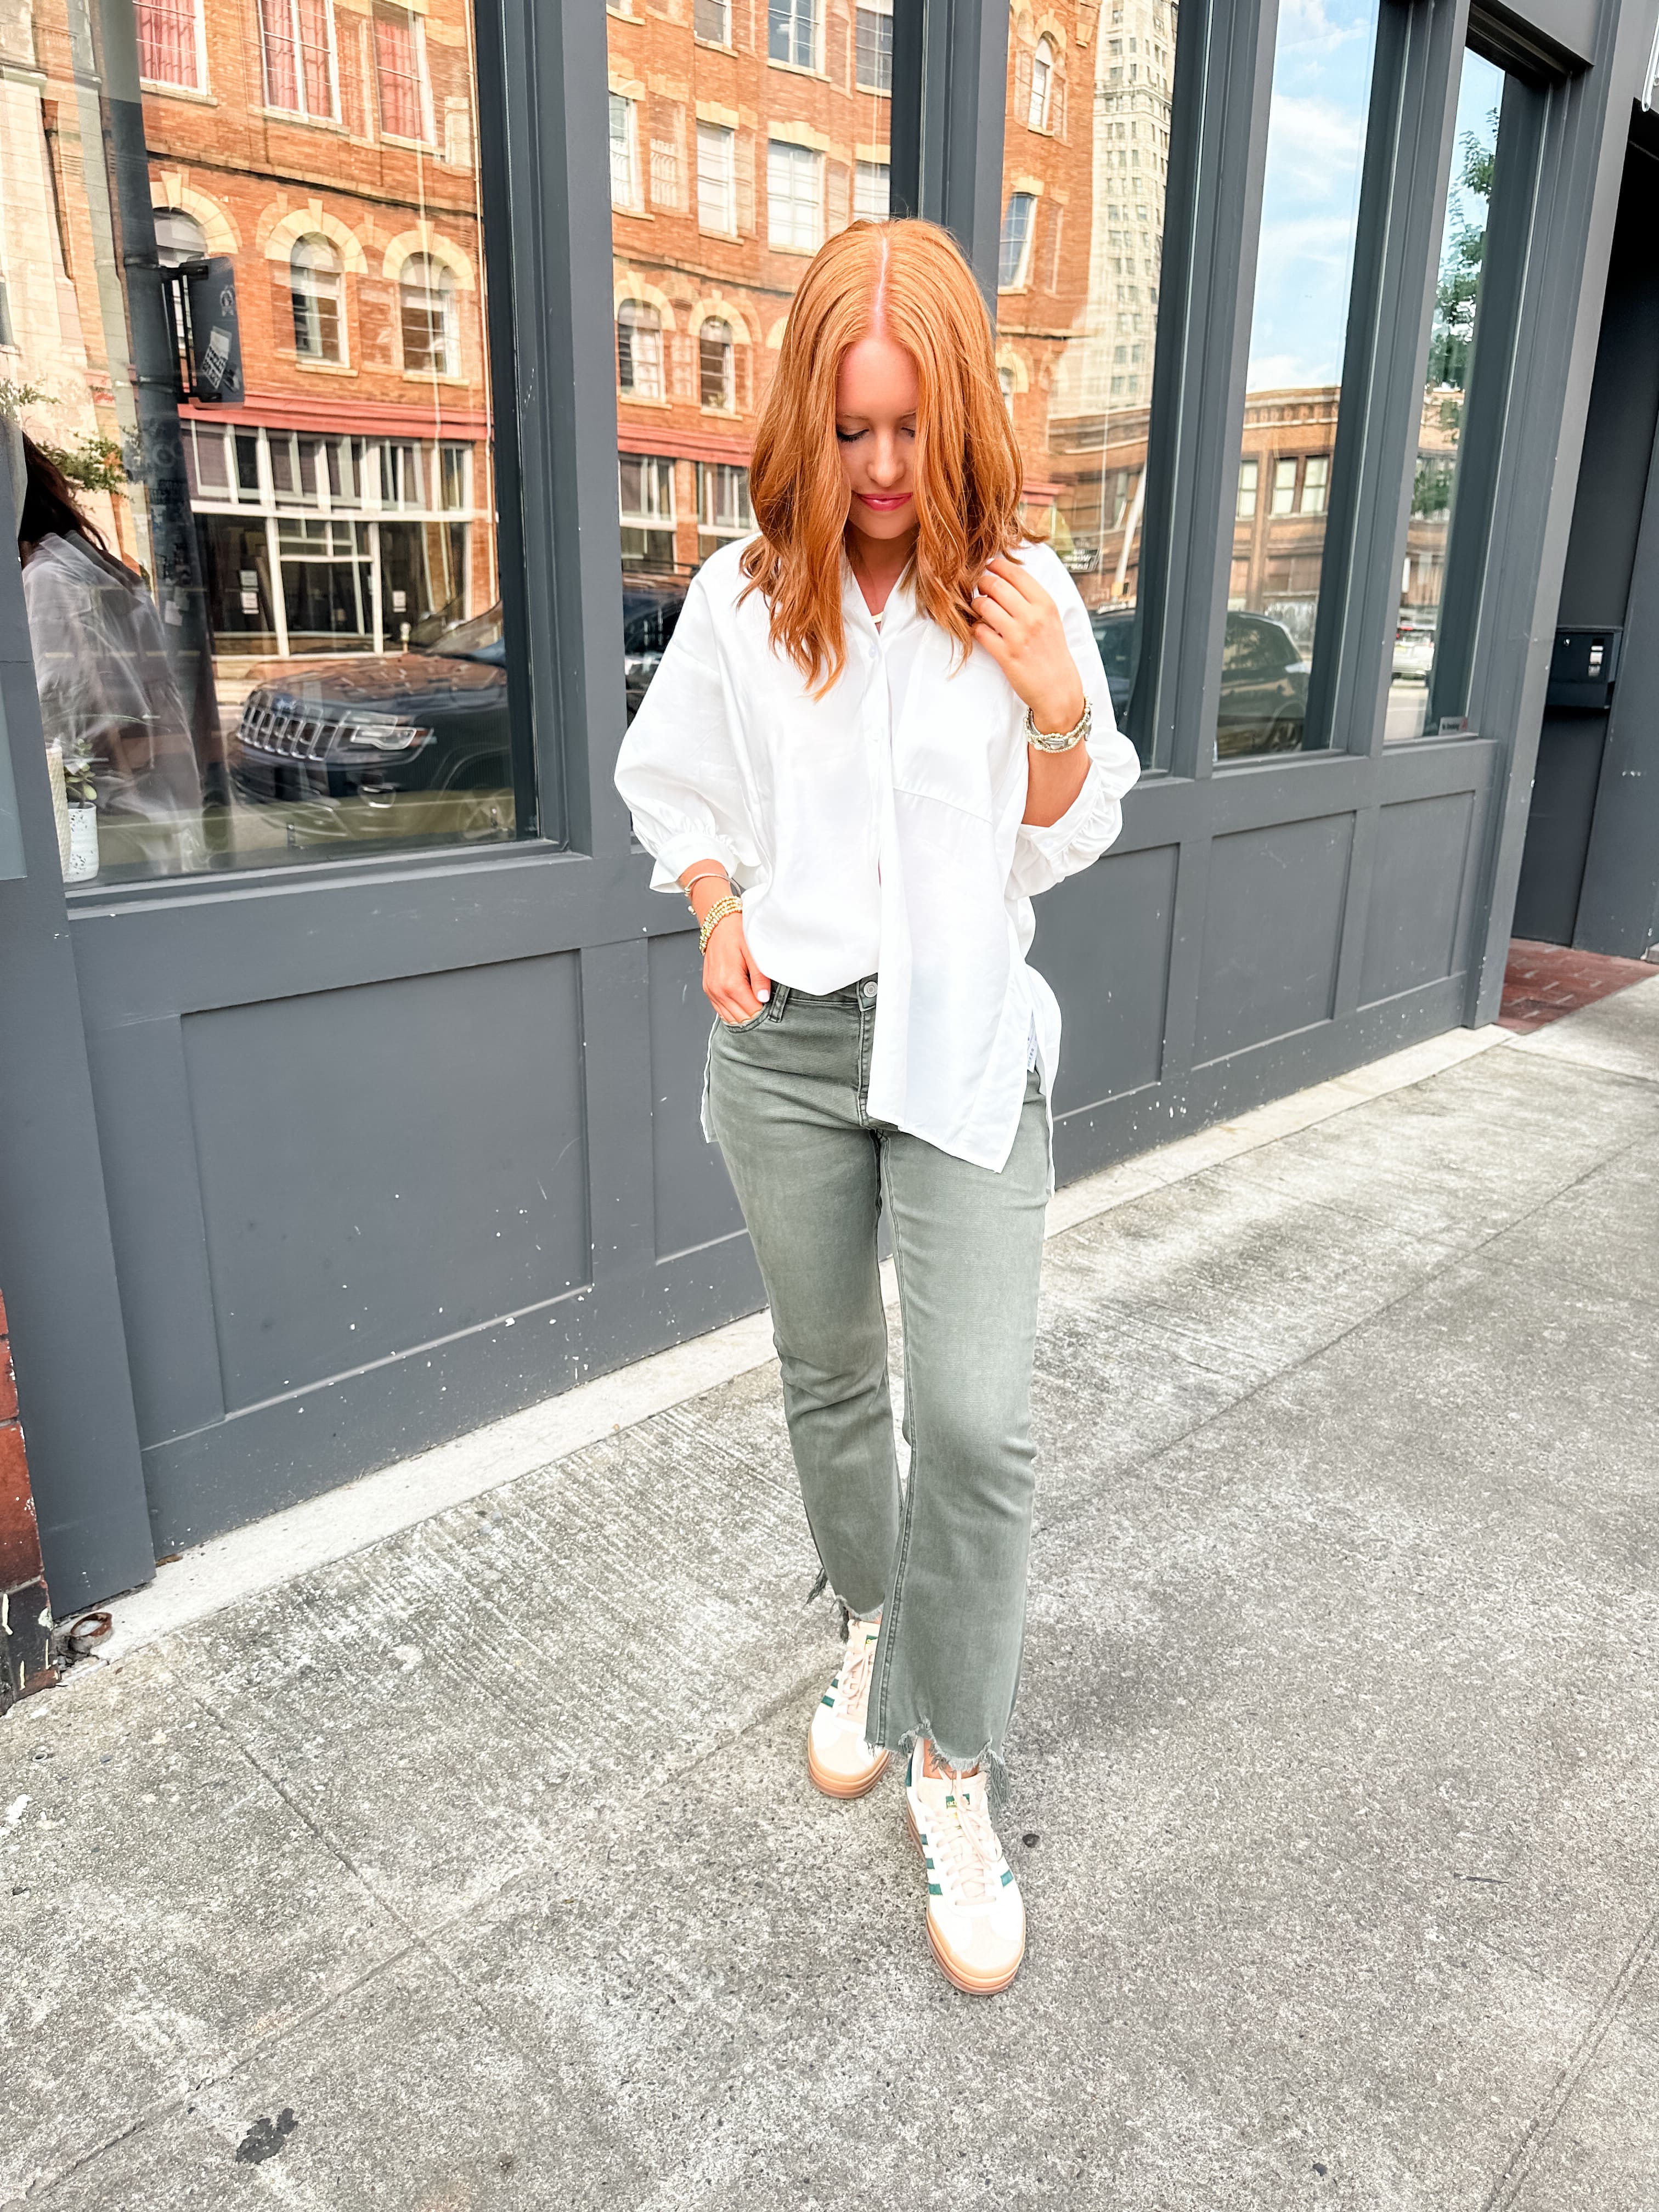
[718,983,791,1034]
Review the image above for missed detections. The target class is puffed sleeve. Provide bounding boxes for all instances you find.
[1008,546,1141,901]
[614,571,758,892]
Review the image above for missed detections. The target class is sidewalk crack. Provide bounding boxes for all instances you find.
[1480,1895,1659,2210]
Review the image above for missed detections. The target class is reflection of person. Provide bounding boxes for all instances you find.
[18,436,202,868]
[615,221,1141,1995]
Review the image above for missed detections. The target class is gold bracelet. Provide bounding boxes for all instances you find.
[698,893,743,956]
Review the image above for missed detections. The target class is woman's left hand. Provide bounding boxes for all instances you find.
[970,555,1087,736]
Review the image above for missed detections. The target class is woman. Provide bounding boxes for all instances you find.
[614,220,1139,1995]
[17,434,204,872]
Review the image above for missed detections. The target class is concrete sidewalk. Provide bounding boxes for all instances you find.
[3,982,1657,2210]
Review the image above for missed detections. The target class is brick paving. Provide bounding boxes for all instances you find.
[1497,935,1656,1032]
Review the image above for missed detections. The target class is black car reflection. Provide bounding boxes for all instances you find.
[1089,606,1310,756]
[232,602,511,844]
[622,577,689,720]
[231,580,688,844]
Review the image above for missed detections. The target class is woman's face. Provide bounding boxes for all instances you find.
[836,332,919,548]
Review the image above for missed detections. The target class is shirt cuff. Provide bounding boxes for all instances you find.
[646,831,736,894]
[1018,756,1109,856]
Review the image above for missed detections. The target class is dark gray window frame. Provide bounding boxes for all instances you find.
[1107,0,1576,789]
[1303,0,1477,761]
[1139,0,1493,777]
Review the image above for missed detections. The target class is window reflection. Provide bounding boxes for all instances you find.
[257,0,340,123]
[291,238,345,363]
[608,0,891,720]
[12,0,514,883]
[996,0,1181,767]
[1386,48,1503,741]
[1218,0,1379,758]
[856,1,892,93]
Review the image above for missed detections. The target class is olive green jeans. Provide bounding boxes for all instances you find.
[704,977,1050,1768]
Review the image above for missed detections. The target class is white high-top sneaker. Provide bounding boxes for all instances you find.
[806,1615,889,1799]
[905,1739,1025,1994]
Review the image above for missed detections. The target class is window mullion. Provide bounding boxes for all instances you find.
[1433,70,1544,735]
[1133,0,1281,779]
[1302,0,1475,759]
[485,0,625,851]
[894,0,1007,304]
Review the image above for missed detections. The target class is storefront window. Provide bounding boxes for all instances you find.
[1217,0,1380,759]
[609,0,890,718]
[996,0,1184,766]
[1386,47,1504,741]
[12,0,516,884]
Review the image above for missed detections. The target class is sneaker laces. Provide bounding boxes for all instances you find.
[928,1773,1008,1911]
[831,1622,879,1729]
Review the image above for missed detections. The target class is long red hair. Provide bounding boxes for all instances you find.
[740,219,1031,695]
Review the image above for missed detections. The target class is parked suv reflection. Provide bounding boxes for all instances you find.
[231,600,512,848]
[1090,606,1310,757]
[231,579,688,847]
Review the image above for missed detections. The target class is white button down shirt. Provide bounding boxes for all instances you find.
[614,535,1141,1173]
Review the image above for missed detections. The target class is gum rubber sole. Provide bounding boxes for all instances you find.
[806,1733,890,1799]
[905,1804,1025,1996]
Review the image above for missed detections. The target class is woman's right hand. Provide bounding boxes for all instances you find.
[704,910,772,1025]
[678,859,772,1024]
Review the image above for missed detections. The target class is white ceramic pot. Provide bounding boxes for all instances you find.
[64,802,100,883]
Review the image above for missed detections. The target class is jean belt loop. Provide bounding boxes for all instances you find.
[769,981,792,1022]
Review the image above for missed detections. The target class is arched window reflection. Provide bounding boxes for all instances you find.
[291,234,343,363]
[617,299,664,399]
[400,252,459,376]
[699,318,734,410]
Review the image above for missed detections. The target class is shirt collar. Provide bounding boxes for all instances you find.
[842,547,918,644]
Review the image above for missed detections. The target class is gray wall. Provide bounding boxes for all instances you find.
[1519,115,1659,954]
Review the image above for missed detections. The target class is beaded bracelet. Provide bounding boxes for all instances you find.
[1023,697,1092,753]
[698,893,743,956]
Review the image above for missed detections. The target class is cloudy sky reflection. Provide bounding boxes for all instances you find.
[1247,0,1380,391]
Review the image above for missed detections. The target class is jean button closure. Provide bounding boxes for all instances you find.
[862,978,877,1002]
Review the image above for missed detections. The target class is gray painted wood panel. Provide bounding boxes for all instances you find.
[182,956,590,1410]
[1193,814,1357,1064]
[1360,790,1477,1002]
[1034,843,1179,1111]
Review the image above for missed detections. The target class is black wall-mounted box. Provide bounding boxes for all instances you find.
[1547,627,1622,711]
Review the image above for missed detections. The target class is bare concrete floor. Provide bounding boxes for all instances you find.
[3,983,1657,2210]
